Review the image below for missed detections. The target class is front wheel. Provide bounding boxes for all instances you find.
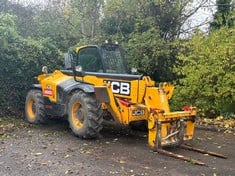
[68,90,103,138]
[25,89,46,123]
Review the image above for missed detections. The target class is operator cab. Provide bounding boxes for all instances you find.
[63,41,142,80]
[75,43,129,74]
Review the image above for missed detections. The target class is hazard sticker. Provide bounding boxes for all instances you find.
[44,89,53,96]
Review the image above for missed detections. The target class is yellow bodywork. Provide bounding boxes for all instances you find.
[37,69,196,150]
[38,70,71,102]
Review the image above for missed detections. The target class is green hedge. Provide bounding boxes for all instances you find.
[0,14,63,116]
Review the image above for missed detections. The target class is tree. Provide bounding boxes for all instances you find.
[0,0,104,51]
[70,0,104,39]
[173,27,235,116]
[30,0,105,50]
[210,0,235,30]
[101,0,211,81]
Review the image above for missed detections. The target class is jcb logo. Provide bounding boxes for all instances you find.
[105,80,130,95]
[132,109,145,116]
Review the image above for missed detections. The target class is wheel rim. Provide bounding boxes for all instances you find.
[71,101,84,129]
[27,98,36,120]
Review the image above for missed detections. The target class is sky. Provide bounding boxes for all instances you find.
[181,0,217,37]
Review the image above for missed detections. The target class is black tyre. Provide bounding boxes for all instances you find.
[25,89,46,123]
[68,90,103,138]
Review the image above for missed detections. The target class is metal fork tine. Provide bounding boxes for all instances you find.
[157,149,207,166]
[180,144,227,159]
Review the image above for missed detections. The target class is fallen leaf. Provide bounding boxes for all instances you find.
[65,169,73,174]
[216,116,223,120]
[64,154,71,158]
[119,160,126,164]
[33,152,43,156]
[85,151,92,155]
[41,162,48,166]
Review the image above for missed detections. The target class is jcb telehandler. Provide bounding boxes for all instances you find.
[25,41,226,165]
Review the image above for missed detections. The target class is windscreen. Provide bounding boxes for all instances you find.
[101,44,129,74]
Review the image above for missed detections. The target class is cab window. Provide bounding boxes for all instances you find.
[77,47,103,72]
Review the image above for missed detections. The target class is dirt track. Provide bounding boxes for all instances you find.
[0,119,235,176]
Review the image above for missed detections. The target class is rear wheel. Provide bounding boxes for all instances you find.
[68,90,103,138]
[25,89,46,123]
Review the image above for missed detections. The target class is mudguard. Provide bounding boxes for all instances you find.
[30,84,42,90]
[57,78,94,103]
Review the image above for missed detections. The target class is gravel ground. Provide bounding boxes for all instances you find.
[0,118,234,176]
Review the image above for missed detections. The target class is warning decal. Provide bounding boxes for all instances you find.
[44,89,53,96]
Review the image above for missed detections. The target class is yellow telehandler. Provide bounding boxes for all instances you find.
[25,41,226,165]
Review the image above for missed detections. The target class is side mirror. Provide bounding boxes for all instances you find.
[42,66,48,74]
[42,66,49,77]
[64,53,73,69]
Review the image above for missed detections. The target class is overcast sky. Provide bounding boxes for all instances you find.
[181,0,217,37]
